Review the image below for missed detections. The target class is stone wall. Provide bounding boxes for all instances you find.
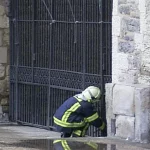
[107,0,150,143]
[112,0,150,85]
[112,0,141,84]
[106,83,150,143]
[0,0,9,122]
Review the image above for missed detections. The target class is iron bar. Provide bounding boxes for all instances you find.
[10,0,112,137]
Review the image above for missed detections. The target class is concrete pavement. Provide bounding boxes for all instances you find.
[0,125,149,150]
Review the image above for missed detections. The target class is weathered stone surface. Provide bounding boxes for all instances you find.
[134,33,144,51]
[130,11,140,19]
[138,75,150,85]
[0,5,5,16]
[119,4,131,15]
[0,29,3,46]
[117,53,128,70]
[128,54,141,70]
[115,115,135,139]
[135,85,150,143]
[0,63,5,78]
[105,83,116,136]
[1,97,8,106]
[118,69,139,84]
[121,17,140,33]
[0,105,2,114]
[128,18,140,32]
[6,64,9,76]
[112,16,121,36]
[118,0,127,5]
[105,83,115,103]
[123,33,134,41]
[119,41,135,53]
[0,15,9,28]
[0,77,9,96]
[0,47,7,63]
[3,28,9,45]
[127,0,139,4]
[113,84,135,116]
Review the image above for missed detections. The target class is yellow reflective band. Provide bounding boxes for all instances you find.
[62,102,81,122]
[87,112,99,122]
[73,130,82,136]
[100,122,105,130]
[82,123,89,137]
[86,142,98,150]
[62,140,71,150]
[53,140,62,144]
[73,96,82,102]
[54,117,86,128]
[74,96,91,103]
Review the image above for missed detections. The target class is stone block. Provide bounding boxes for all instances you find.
[0,5,5,16]
[130,11,140,19]
[0,105,2,114]
[0,47,7,63]
[119,41,135,53]
[128,54,141,70]
[127,0,138,4]
[113,84,135,116]
[113,0,118,16]
[139,0,146,13]
[105,83,116,136]
[1,97,9,106]
[112,16,121,36]
[105,83,115,102]
[123,33,134,41]
[118,0,127,5]
[138,75,150,85]
[134,33,144,51]
[119,4,130,15]
[0,30,3,46]
[117,53,128,70]
[127,18,140,32]
[0,63,5,78]
[140,13,147,34]
[0,77,9,96]
[3,28,9,46]
[115,115,135,140]
[121,17,140,33]
[0,15,9,28]
[6,65,9,76]
[118,69,139,84]
[135,85,150,143]
[112,36,118,53]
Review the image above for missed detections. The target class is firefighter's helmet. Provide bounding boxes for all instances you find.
[82,86,101,102]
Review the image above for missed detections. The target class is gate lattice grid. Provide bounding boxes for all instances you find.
[9,0,112,137]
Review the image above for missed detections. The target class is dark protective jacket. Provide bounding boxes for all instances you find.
[53,96,105,130]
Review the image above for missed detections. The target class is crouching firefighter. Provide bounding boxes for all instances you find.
[53,86,106,137]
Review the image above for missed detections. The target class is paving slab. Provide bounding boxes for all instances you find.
[0,125,149,150]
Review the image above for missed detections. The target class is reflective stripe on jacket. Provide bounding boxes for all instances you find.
[53,96,104,128]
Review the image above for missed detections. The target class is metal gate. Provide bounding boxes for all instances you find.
[9,0,112,136]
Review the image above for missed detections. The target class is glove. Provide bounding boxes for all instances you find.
[99,122,105,130]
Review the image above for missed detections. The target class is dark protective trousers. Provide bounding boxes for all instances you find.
[54,122,90,137]
[53,140,98,150]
